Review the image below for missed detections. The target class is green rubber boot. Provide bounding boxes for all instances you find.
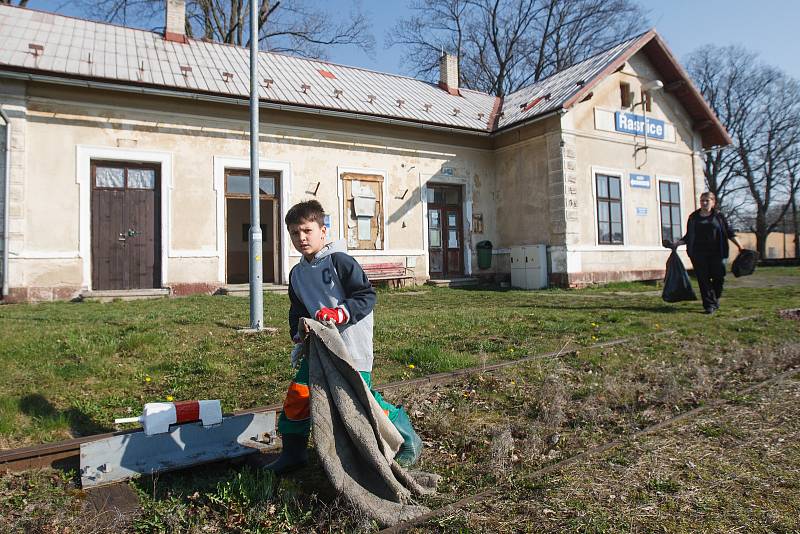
[265,433,309,475]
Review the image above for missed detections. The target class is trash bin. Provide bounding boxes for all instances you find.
[476,240,493,269]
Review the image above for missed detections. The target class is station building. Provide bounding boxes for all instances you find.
[0,2,730,302]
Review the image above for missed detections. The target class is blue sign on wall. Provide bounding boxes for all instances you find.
[636,207,649,216]
[615,112,665,140]
[630,173,651,188]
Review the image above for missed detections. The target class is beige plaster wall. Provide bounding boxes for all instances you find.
[560,50,701,278]
[6,82,497,294]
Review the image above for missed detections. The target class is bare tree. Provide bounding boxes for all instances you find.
[387,0,647,97]
[686,46,756,218]
[736,71,800,257]
[0,0,30,5]
[691,46,800,257]
[73,0,374,58]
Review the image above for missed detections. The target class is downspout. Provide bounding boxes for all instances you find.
[0,106,10,298]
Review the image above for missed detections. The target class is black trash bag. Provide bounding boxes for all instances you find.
[731,249,758,278]
[662,250,697,303]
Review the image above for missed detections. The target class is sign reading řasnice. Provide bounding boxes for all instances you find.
[615,112,665,140]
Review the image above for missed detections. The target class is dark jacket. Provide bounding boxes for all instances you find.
[681,209,736,259]
[288,239,376,372]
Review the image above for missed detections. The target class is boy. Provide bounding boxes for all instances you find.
[267,200,421,475]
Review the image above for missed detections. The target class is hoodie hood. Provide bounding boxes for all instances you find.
[306,239,348,265]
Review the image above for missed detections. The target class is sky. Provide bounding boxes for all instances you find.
[23,0,800,81]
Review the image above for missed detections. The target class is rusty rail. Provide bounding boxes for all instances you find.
[0,337,632,473]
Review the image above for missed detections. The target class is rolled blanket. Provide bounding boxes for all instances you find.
[303,318,439,527]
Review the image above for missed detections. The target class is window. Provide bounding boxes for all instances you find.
[641,89,652,112]
[659,181,682,242]
[93,161,158,190]
[341,172,384,250]
[225,169,278,197]
[620,82,632,108]
[596,174,623,244]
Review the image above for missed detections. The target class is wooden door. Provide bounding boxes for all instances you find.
[91,161,161,290]
[427,184,463,278]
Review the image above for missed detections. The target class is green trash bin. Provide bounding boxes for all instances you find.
[476,240,493,269]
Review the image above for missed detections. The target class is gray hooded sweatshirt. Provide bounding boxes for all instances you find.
[288,240,376,372]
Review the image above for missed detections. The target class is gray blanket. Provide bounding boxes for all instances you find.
[303,318,439,527]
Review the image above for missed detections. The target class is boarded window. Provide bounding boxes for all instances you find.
[341,172,384,250]
[659,181,682,242]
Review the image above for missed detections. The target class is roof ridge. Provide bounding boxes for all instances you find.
[505,30,651,100]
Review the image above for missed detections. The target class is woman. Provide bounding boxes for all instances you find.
[668,192,742,314]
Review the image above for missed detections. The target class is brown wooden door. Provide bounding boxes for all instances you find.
[427,184,463,278]
[91,161,161,290]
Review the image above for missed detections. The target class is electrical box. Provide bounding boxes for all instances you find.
[510,245,548,289]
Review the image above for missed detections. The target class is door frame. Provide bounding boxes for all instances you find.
[213,157,293,285]
[421,173,473,278]
[77,146,172,291]
[223,169,281,284]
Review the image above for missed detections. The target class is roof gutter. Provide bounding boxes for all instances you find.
[0,70,492,138]
[0,106,10,298]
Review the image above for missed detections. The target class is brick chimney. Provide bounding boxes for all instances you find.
[438,52,460,96]
[164,0,188,43]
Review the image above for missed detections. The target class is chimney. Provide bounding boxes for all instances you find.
[164,0,188,44]
[438,52,460,96]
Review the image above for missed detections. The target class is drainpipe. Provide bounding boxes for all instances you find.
[1,106,10,298]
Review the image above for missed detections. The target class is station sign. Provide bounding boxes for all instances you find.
[630,173,651,188]
[615,112,665,140]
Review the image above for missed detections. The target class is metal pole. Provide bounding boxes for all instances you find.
[248,0,263,330]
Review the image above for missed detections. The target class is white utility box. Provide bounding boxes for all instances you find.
[510,245,548,289]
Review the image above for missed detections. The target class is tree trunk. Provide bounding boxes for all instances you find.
[755,213,768,258]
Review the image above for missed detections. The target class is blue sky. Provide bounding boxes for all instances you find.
[24,0,800,80]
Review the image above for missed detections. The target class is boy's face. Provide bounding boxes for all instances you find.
[288,218,327,261]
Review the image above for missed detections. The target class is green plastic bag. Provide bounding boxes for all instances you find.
[392,406,423,467]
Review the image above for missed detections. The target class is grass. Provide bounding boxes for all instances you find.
[0,268,798,447]
[0,267,798,531]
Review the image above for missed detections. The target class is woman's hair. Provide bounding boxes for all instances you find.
[285,199,325,226]
[700,191,718,211]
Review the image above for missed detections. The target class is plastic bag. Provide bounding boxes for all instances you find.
[731,249,758,278]
[662,250,697,303]
[392,406,423,467]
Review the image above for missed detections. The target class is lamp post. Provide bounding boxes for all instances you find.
[247,0,263,331]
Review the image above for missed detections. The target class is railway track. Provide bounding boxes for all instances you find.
[378,363,800,533]
[0,336,632,473]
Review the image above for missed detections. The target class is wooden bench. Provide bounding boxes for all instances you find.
[362,261,413,287]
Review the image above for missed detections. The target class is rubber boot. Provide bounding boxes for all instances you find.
[266,433,309,475]
[392,407,423,467]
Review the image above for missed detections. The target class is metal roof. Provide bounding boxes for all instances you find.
[498,35,643,130]
[0,5,730,146]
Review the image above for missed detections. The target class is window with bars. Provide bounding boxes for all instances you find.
[596,173,623,245]
[659,181,682,242]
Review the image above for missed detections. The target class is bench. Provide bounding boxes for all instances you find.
[362,261,413,287]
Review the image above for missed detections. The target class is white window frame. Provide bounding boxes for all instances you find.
[76,145,172,291]
[656,175,684,245]
[590,166,627,248]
